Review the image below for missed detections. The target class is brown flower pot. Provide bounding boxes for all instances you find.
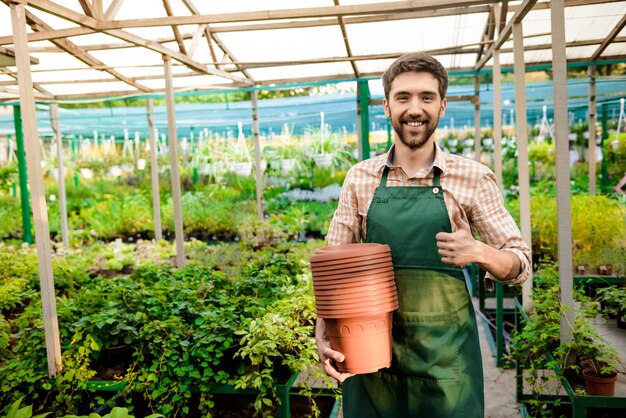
[313,271,395,287]
[311,265,394,279]
[314,281,396,297]
[311,260,392,273]
[316,300,399,318]
[314,243,391,256]
[582,367,617,396]
[311,253,393,268]
[315,293,398,309]
[314,284,397,298]
[312,274,394,288]
[324,312,393,374]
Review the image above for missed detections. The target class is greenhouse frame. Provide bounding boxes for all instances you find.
[1,1,625,417]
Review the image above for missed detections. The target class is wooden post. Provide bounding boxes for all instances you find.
[588,66,597,196]
[513,21,533,312]
[146,98,162,241]
[10,1,62,377]
[49,104,69,248]
[551,0,575,343]
[251,90,264,221]
[163,55,185,267]
[493,49,503,188]
[474,75,482,162]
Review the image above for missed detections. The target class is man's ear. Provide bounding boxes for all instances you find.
[383,98,390,118]
[439,98,447,118]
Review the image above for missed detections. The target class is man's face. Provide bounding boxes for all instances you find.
[383,71,446,150]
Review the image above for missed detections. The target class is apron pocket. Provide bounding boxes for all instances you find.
[390,309,462,382]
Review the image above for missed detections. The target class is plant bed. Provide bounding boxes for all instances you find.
[0,241,333,417]
[521,399,626,418]
[209,393,337,418]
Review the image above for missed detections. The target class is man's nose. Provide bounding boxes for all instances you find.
[407,98,423,115]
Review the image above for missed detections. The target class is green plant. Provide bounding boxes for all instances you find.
[508,263,623,414]
[527,193,626,269]
[237,217,287,249]
[0,165,17,194]
[595,286,626,319]
[1,398,49,418]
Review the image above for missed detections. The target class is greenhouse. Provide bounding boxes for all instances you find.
[0,0,625,417]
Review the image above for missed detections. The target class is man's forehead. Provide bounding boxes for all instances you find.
[389,72,440,94]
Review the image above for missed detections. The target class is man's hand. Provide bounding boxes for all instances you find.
[435,210,478,267]
[315,318,354,382]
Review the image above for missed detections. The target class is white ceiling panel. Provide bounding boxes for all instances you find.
[218,26,347,62]
[248,62,354,82]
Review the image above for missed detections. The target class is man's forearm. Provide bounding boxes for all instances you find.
[474,241,521,281]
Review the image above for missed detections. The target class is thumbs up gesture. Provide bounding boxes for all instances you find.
[436,210,477,267]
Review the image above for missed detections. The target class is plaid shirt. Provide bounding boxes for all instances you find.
[326,143,531,287]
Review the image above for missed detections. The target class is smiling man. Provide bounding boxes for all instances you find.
[315,52,531,418]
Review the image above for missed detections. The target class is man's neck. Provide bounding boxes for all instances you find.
[392,139,436,176]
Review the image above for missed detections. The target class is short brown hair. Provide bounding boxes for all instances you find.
[382,52,448,100]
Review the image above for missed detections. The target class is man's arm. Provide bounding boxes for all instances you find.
[436,172,531,285]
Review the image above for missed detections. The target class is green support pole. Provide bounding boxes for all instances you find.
[496,281,504,367]
[358,81,371,160]
[192,167,198,186]
[386,118,393,151]
[13,105,33,244]
[601,103,608,185]
[72,136,79,187]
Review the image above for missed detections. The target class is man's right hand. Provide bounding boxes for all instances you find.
[315,318,354,382]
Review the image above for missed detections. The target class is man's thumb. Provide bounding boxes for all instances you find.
[453,210,470,232]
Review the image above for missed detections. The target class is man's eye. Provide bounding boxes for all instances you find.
[423,96,433,102]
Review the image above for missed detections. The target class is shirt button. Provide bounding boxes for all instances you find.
[433,187,440,194]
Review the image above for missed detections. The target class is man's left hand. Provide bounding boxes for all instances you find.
[436,211,478,267]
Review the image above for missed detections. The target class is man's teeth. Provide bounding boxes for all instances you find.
[406,121,424,127]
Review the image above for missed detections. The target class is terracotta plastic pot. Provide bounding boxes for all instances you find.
[311,260,393,273]
[582,368,617,396]
[314,288,398,304]
[313,280,396,296]
[315,296,398,313]
[312,244,391,261]
[313,271,395,285]
[324,312,393,374]
[313,279,395,292]
[310,253,392,268]
[316,300,399,318]
[311,265,394,279]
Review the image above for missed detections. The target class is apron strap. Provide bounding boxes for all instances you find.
[381,165,390,187]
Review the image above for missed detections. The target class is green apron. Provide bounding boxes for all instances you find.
[342,166,485,418]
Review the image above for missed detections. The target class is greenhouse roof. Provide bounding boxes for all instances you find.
[0,0,625,102]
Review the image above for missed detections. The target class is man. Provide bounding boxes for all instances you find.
[316,52,530,417]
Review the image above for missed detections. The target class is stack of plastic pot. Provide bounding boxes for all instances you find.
[311,243,398,374]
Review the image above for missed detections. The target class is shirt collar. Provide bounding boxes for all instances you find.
[378,141,448,174]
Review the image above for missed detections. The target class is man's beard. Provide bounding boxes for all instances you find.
[391,114,439,150]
